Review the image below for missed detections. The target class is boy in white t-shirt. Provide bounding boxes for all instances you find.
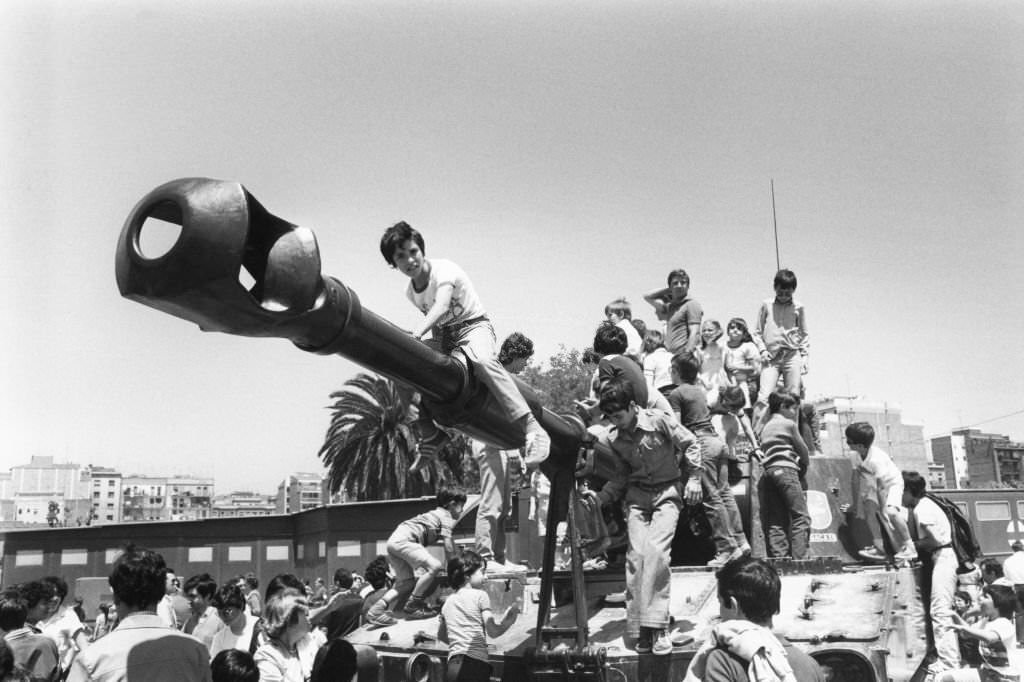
[904,471,961,677]
[380,222,550,473]
[941,583,1019,682]
[845,422,915,563]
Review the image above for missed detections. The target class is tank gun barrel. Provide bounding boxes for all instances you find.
[115,177,583,466]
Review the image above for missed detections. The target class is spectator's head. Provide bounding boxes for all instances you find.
[715,556,780,626]
[364,557,390,591]
[593,322,628,356]
[437,486,467,516]
[643,329,665,353]
[953,590,972,613]
[718,385,747,413]
[598,379,639,431]
[0,588,28,632]
[244,573,259,592]
[211,649,260,682]
[311,638,359,682]
[262,592,310,644]
[1011,540,1024,553]
[265,574,305,602]
[844,422,875,456]
[773,269,798,300]
[16,580,54,624]
[447,550,486,590]
[581,347,600,367]
[498,332,534,373]
[767,389,800,418]
[980,558,1004,584]
[666,268,690,290]
[671,354,700,385]
[700,319,723,348]
[631,319,647,338]
[165,568,179,596]
[97,602,111,618]
[726,318,754,344]
[211,582,247,627]
[379,221,425,267]
[604,298,632,323]
[41,576,69,607]
[333,567,354,591]
[183,574,217,615]
[902,471,927,504]
[981,584,1016,620]
[108,546,168,611]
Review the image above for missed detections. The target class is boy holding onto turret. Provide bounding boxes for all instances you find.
[380,222,550,472]
[752,269,808,425]
[845,422,915,563]
[365,486,467,625]
[582,379,701,655]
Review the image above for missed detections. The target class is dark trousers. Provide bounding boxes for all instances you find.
[760,466,810,559]
[447,654,492,682]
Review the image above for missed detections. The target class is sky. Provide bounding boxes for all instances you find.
[2,1,1022,494]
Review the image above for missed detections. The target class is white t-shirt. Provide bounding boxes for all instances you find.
[860,446,901,490]
[1001,551,1024,584]
[440,587,491,663]
[406,258,486,329]
[616,319,643,358]
[912,496,951,546]
[40,606,84,669]
[977,616,1016,674]
[209,612,256,659]
[643,347,674,392]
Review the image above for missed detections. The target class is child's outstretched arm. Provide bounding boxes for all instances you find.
[412,282,455,340]
[484,602,521,638]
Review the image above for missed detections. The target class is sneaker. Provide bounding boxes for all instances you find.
[523,414,551,466]
[727,546,747,562]
[364,611,398,629]
[738,542,752,556]
[894,547,917,563]
[404,607,436,620]
[634,632,652,654]
[858,546,887,563]
[652,631,672,656]
[706,551,733,568]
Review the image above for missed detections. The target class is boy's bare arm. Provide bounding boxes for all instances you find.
[484,603,520,638]
[412,282,455,339]
[642,286,670,319]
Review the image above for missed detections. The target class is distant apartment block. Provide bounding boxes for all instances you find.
[930,429,1024,489]
[123,475,214,522]
[813,396,929,476]
[8,456,92,526]
[87,467,123,525]
[211,491,277,518]
[277,473,324,514]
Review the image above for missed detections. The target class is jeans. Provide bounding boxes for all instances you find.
[756,349,803,407]
[472,440,511,561]
[760,466,810,559]
[624,483,681,636]
[697,433,744,552]
[917,547,961,673]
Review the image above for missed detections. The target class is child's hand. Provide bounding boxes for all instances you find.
[683,478,702,505]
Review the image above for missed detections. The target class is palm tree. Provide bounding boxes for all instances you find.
[319,373,464,500]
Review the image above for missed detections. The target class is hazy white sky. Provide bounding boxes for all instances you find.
[2,1,1022,494]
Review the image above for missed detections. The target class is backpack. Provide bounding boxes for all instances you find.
[924,492,981,569]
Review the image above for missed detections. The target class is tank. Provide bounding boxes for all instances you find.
[115,178,933,682]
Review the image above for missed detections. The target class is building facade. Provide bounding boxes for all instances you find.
[211,491,277,518]
[930,429,1024,489]
[277,473,324,514]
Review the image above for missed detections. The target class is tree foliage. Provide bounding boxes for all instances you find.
[319,373,468,501]
[520,345,593,415]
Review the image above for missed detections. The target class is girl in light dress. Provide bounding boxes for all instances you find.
[697,319,730,402]
[722,317,762,413]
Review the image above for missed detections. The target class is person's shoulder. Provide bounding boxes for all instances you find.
[783,641,824,680]
[703,647,747,681]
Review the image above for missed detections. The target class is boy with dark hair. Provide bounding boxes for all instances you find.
[903,470,961,678]
[582,379,700,655]
[380,222,550,472]
[757,390,811,560]
[39,575,89,672]
[366,486,467,625]
[844,422,915,563]
[17,581,54,630]
[942,584,1018,682]
[684,556,824,681]
[1,586,60,682]
[752,269,809,425]
[209,582,257,659]
[473,332,535,568]
[321,569,363,640]
[68,546,211,682]
[182,573,221,651]
[643,269,703,359]
[669,355,748,567]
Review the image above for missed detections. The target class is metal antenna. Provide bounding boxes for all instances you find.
[771,179,780,270]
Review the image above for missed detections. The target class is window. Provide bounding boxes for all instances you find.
[296,545,304,560]
[93,491,100,498]
[1017,500,1024,520]
[62,550,88,566]
[266,545,289,561]
[228,546,252,562]
[107,491,114,498]
[318,541,327,558]
[188,547,213,563]
[16,550,43,566]
[336,540,360,558]
[975,501,1011,521]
